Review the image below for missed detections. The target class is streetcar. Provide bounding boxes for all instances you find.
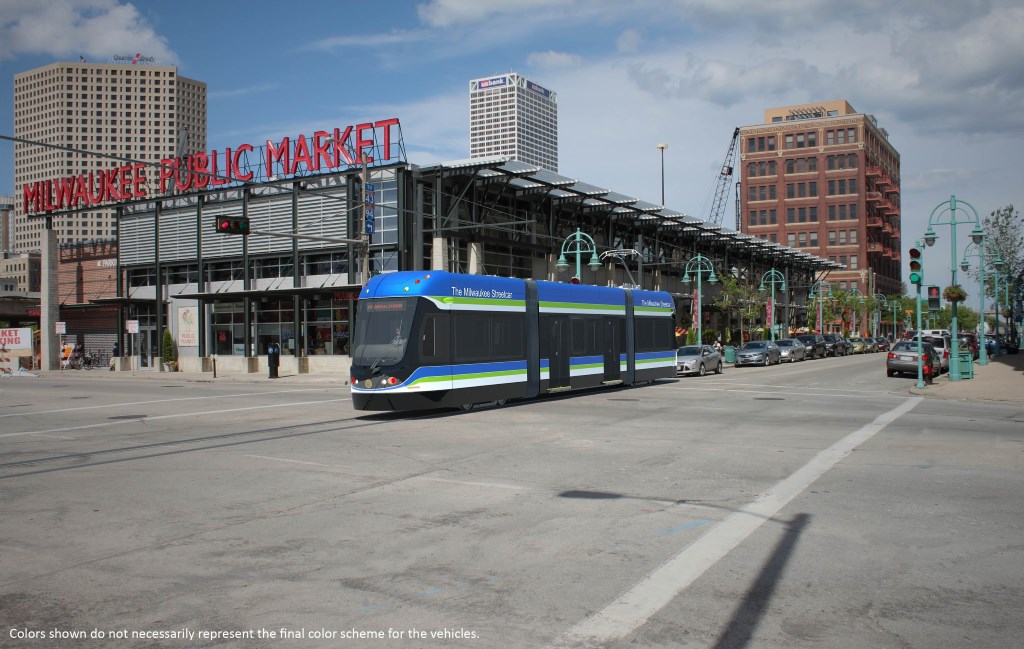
[350,271,676,411]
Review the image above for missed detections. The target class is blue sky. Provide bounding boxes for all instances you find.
[2,0,1023,270]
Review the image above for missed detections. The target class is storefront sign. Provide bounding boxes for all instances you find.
[177,306,199,347]
[23,118,403,215]
[0,328,32,350]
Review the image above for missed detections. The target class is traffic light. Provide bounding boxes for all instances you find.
[908,245,924,286]
[215,216,250,235]
[927,285,941,311]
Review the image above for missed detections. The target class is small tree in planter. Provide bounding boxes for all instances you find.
[161,329,178,371]
[943,284,968,303]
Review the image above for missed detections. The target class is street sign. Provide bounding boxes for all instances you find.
[126,319,140,334]
[55,321,66,334]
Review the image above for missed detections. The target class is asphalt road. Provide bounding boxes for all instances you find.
[1,354,1022,648]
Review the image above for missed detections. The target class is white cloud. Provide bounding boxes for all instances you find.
[0,0,175,63]
[617,29,641,54]
[527,50,582,69]
[417,0,574,27]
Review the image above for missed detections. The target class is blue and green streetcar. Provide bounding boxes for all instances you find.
[350,271,676,411]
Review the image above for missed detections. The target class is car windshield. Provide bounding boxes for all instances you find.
[927,338,947,348]
[677,346,702,355]
[742,342,767,350]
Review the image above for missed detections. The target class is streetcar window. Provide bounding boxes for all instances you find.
[454,315,491,362]
[635,317,672,352]
[491,315,524,360]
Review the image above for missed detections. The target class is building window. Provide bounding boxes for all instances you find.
[828,230,837,245]
[849,255,858,270]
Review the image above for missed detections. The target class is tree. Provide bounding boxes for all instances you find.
[713,274,762,343]
[979,205,1023,301]
[161,329,177,364]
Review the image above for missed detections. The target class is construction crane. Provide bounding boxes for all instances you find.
[703,127,740,228]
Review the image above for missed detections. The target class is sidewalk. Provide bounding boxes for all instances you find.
[20,367,348,385]
[909,352,1024,404]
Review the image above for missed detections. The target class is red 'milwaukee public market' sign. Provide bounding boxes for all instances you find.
[22,117,402,215]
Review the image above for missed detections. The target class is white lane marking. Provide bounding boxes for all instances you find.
[0,398,349,439]
[422,477,527,490]
[0,388,334,419]
[561,396,923,646]
[245,454,352,469]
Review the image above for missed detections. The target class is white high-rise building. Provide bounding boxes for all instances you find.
[11,60,206,252]
[469,73,557,171]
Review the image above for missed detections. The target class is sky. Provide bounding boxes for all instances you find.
[1,0,1022,279]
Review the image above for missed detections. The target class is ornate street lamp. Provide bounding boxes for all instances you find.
[846,286,865,335]
[923,195,984,381]
[556,228,602,284]
[809,279,830,334]
[758,269,787,342]
[680,254,718,345]
[961,241,1003,366]
[873,293,888,338]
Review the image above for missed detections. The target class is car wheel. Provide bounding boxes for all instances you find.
[715,361,723,374]
[698,363,706,376]
[764,356,770,366]
[886,369,895,377]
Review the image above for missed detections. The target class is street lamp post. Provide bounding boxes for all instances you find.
[847,286,864,335]
[681,254,718,345]
[873,293,888,338]
[960,241,1003,366]
[923,195,984,381]
[809,279,830,334]
[556,228,602,284]
[657,144,668,206]
[758,269,787,342]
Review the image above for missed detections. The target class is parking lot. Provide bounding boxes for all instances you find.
[2,354,1023,648]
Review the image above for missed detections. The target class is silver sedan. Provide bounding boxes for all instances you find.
[676,344,723,376]
[775,338,807,362]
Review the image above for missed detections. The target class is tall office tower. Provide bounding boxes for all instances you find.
[739,100,901,296]
[0,196,13,252]
[469,72,558,171]
[11,60,206,252]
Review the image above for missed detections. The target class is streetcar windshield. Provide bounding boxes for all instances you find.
[352,297,417,367]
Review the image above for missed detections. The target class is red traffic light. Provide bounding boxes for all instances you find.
[215,217,250,234]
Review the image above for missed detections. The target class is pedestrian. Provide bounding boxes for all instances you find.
[109,341,119,371]
[713,338,723,353]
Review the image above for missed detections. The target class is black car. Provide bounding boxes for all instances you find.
[822,333,850,357]
[795,333,826,359]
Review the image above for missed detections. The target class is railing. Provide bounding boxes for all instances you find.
[866,165,882,177]
[867,242,883,253]
[866,216,884,228]
[865,191,882,203]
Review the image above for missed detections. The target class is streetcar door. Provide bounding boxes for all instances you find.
[548,316,571,389]
[603,317,620,382]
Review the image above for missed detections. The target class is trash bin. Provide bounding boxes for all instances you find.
[723,346,736,363]
[267,342,281,379]
[958,351,974,379]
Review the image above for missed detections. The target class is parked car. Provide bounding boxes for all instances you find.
[985,333,1019,355]
[847,336,870,354]
[922,335,952,373]
[957,332,980,360]
[735,340,782,366]
[676,344,723,376]
[822,333,850,356]
[775,338,807,362]
[887,340,940,382]
[874,337,891,352]
[794,333,826,359]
